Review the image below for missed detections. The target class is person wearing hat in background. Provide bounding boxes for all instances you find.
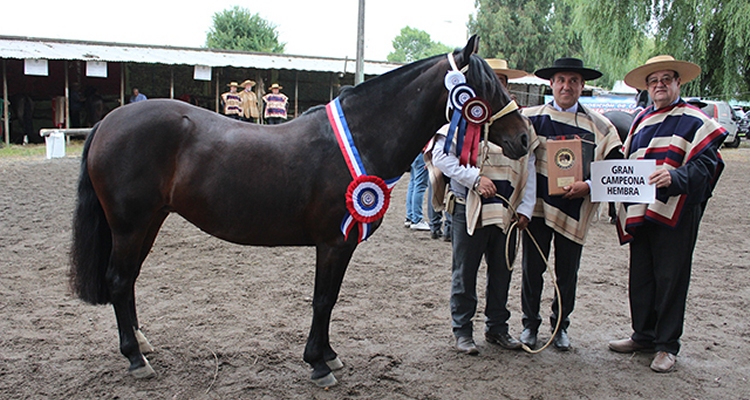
[262,83,289,125]
[431,58,538,355]
[520,58,622,351]
[239,79,260,123]
[486,58,527,101]
[221,82,243,120]
[608,56,726,373]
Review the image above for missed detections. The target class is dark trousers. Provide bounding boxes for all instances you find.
[521,217,583,332]
[266,117,284,125]
[629,203,704,355]
[450,203,515,337]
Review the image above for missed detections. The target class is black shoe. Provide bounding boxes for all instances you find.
[443,234,451,242]
[520,328,537,349]
[485,331,522,350]
[553,329,570,351]
[430,229,443,240]
[455,336,479,355]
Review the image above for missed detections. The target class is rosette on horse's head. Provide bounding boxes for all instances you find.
[443,52,523,166]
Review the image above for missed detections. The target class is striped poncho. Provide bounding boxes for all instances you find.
[523,103,622,244]
[616,99,726,244]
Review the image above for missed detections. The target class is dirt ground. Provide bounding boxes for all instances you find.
[1,144,749,400]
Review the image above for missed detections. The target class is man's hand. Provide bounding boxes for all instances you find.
[514,214,530,230]
[649,169,672,188]
[562,180,590,199]
[476,175,497,199]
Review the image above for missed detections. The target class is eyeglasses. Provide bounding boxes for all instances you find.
[646,75,676,88]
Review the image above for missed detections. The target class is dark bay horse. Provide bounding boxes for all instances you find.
[69,36,529,387]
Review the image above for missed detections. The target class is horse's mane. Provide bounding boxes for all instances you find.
[336,50,505,106]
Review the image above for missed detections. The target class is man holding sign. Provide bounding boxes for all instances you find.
[609,56,727,373]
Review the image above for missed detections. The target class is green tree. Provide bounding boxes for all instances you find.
[387,26,453,63]
[469,0,582,74]
[651,0,750,100]
[205,6,285,53]
[567,0,653,90]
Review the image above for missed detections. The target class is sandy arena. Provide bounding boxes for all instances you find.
[1,145,748,399]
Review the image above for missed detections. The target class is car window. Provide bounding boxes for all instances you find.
[701,104,715,118]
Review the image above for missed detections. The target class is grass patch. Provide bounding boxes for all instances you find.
[0,141,85,159]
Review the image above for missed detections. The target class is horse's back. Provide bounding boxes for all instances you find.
[87,99,347,245]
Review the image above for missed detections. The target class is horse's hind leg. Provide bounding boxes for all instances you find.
[130,213,167,355]
[304,242,356,387]
[109,214,166,378]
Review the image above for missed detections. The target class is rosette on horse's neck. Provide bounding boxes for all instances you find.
[326,98,399,243]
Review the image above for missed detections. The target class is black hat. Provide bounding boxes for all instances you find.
[534,57,602,81]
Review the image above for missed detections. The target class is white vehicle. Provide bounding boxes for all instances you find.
[692,99,740,148]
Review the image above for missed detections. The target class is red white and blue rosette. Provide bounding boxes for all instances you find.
[327,97,400,242]
[346,175,391,224]
[462,97,492,125]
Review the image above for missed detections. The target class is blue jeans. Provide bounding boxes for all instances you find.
[428,180,451,236]
[405,154,428,224]
[450,203,515,338]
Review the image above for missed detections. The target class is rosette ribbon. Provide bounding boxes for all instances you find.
[326,98,399,242]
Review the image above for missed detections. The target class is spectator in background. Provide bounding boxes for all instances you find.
[130,87,147,103]
[262,83,289,124]
[221,82,243,120]
[239,79,260,123]
[404,150,430,232]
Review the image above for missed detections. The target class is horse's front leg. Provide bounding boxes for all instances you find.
[304,241,357,387]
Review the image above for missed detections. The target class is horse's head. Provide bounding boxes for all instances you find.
[450,36,529,160]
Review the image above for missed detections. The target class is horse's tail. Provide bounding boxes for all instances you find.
[69,122,112,305]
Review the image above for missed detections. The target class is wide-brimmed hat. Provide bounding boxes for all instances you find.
[534,57,602,81]
[240,79,256,87]
[227,81,240,88]
[269,83,283,90]
[486,59,527,80]
[623,55,701,90]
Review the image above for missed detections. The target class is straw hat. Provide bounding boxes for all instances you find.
[534,57,602,81]
[240,79,256,88]
[486,59,527,80]
[227,81,240,88]
[269,83,283,90]
[624,55,701,90]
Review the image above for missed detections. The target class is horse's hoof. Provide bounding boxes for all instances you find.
[135,329,154,354]
[325,356,344,371]
[311,372,337,388]
[129,357,156,379]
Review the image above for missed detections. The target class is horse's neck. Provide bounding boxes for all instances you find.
[343,64,448,179]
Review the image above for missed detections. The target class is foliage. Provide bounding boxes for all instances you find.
[387,27,453,63]
[205,6,285,53]
[468,0,582,74]
[466,0,750,99]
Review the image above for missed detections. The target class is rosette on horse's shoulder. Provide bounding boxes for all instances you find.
[345,175,391,224]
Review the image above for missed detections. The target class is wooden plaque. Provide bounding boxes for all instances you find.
[546,138,583,195]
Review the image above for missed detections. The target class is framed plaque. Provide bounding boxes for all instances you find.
[546,138,583,195]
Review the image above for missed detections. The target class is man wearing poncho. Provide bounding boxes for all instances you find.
[608,56,726,373]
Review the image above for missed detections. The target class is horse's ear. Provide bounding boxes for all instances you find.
[455,35,479,68]
[464,35,479,58]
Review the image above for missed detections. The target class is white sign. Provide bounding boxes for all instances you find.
[24,59,48,76]
[194,65,212,81]
[590,160,656,203]
[86,61,108,78]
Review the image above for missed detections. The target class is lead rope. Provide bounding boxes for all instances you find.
[477,108,563,354]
